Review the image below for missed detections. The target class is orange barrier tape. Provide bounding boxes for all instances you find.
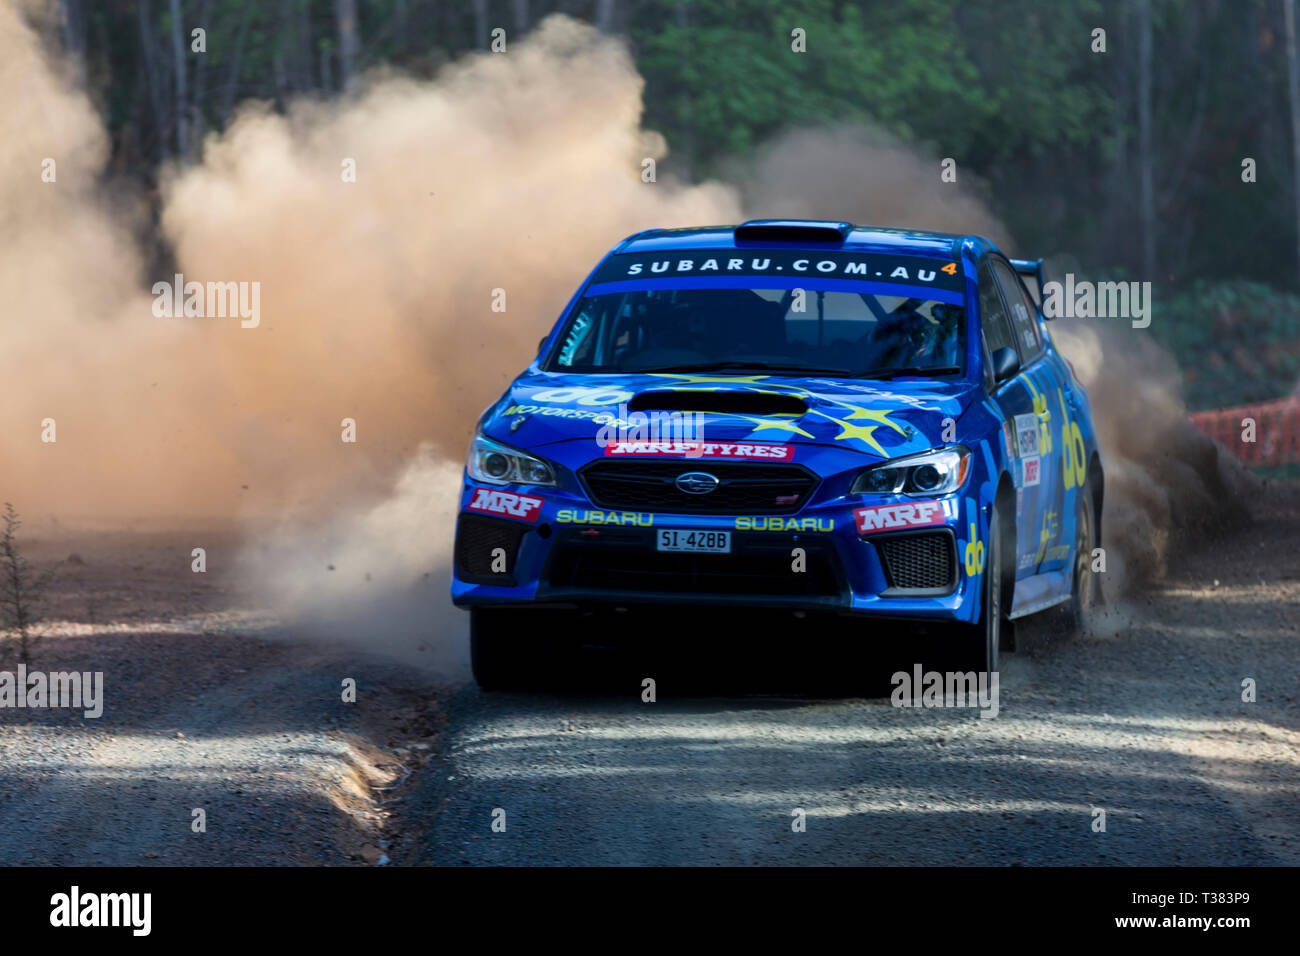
[1188,397,1300,467]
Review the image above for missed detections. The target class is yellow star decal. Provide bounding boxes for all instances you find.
[799,406,910,455]
[635,376,912,455]
[804,410,890,455]
[735,415,815,438]
[836,406,909,434]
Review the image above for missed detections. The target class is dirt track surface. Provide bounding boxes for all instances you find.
[1,487,1296,867]
[0,528,448,866]
[411,485,1300,866]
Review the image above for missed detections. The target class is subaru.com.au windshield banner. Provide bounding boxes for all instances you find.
[593,249,966,293]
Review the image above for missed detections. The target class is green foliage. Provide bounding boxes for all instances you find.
[1152,280,1300,410]
[629,0,1111,173]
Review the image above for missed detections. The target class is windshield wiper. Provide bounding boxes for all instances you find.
[634,360,856,376]
[858,365,962,379]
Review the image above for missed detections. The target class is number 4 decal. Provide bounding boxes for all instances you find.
[941,262,958,275]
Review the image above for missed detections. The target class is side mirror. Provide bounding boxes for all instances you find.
[991,346,1020,383]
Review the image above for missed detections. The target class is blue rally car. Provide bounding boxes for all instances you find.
[452,221,1102,688]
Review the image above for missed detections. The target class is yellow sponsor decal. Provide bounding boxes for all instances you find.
[1034,508,1059,564]
[1023,376,1053,455]
[735,516,834,532]
[556,509,653,527]
[1058,388,1087,489]
[963,522,986,575]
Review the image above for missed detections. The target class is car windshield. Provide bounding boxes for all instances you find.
[546,284,965,377]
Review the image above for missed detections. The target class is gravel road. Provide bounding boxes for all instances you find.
[413,486,1300,866]
[3,490,1295,867]
[0,529,448,866]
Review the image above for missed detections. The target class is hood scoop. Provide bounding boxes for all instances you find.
[626,390,808,416]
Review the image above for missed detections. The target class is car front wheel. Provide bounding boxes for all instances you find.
[960,507,1003,676]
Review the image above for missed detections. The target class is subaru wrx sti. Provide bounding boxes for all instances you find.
[452,220,1102,689]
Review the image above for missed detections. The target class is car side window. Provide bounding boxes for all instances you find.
[991,258,1043,362]
[978,262,1017,362]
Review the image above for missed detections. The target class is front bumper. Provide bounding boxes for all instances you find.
[450,480,987,623]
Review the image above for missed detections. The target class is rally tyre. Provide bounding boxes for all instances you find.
[1064,485,1100,635]
[470,609,534,691]
[960,507,1003,676]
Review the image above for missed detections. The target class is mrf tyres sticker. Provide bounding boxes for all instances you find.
[603,440,794,460]
[854,500,948,535]
[467,487,543,522]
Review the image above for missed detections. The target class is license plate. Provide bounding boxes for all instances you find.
[656,529,732,553]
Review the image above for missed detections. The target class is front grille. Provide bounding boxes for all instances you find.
[579,460,818,515]
[876,531,957,591]
[454,514,530,585]
[547,547,841,599]
[542,526,845,602]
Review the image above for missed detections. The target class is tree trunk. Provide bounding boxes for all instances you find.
[58,0,86,86]
[1137,0,1155,280]
[168,0,189,162]
[1285,0,1300,281]
[219,5,251,125]
[335,0,359,92]
[473,0,488,49]
[300,0,313,91]
[190,0,212,147]
[320,39,334,93]
[138,0,170,162]
[596,0,616,34]
[394,0,408,52]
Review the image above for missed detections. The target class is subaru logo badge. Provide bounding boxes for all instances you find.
[675,471,720,495]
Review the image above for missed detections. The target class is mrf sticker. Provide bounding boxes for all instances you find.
[467,487,543,522]
[854,499,953,535]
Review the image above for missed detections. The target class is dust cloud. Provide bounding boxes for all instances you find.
[3,12,737,521]
[1,8,1247,668]
[1049,318,1255,593]
[738,125,1014,249]
[2,12,736,668]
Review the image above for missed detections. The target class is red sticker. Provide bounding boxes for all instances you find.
[603,440,794,461]
[1023,457,1041,486]
[854,500,946,535]
[467,487,544,522]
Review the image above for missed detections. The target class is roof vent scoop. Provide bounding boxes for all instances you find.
[734,220,852,245]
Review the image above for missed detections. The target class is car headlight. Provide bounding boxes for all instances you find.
[466,433,557,486]
[851,446,970,497]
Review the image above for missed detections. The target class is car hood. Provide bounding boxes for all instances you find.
[482,370,985,462]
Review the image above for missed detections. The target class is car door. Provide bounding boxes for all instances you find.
[977,259,1040,580]
[989,257,1067,574]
